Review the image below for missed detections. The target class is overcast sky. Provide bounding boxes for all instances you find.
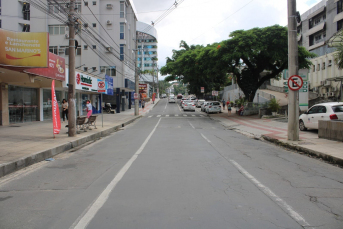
[133,0,322,80]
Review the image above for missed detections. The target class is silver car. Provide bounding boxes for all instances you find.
[183,102,195,111]
[168,96,176,103]
[201,101,212,112]
[196,100,205,108]
[205,101,221,114]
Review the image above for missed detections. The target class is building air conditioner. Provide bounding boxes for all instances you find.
[84,23,88,28]
[58,48,65,53]
[324,80,331,86]
[105,47,112,52]
[65,34,69,39]
[320,93,326,97]
[107,20,112,25]
[106,4,113,9]
[327,92,334,97]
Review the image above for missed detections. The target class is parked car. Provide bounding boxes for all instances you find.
[201,101,212,112]
[299,102,343,131]
[181,100,192,108]
[161,94,167,98]
[196,100,205,108]
[183,102,195,111]
[168,96,176,103]
[205,101,222,114]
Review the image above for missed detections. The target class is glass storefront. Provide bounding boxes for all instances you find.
[43,89,63,120]
[8,86,38,124]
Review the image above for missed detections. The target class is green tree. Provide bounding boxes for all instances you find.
[217,25,315,101]
[158,80,171,94]
[333,31,343,68]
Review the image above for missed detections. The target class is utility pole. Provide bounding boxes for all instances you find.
[152,60,155,104]
[68,0,76,137]
[287,0,299,141]
[134,35,139,116]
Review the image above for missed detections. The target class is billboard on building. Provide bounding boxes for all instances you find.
[24,52,65,81]
[139,83,148,98]
[0,29,49,68]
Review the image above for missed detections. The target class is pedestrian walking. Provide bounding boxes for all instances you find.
[85,100,93,118]
[62,99,68,122]
[227,103,232,115]
[141,99,145,109]
[222,99,225,110]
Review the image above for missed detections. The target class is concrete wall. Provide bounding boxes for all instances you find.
[319,120,343,141]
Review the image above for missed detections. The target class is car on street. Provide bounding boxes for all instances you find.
[299,102,343,131]
[168,96,176,103]
[181,100,192,108]
[196,100,205,108]
[183,102,195,111]
[201,101,212,112]
[177,94,183,99]
[205,101,222,114]
[161,94,167,98]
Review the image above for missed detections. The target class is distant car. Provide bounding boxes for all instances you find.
[161,94,167,98]
[201,101,212,112]
[196,100,205,108]
[168,96,176,103]
[183,102,195,111]
[181,100,192,108]
[205,101,221,114]
[177,94,183,99]
[299,102,343,131]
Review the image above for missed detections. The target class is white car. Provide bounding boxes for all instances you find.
[205,101,222,114]
[183,102,195,111]
[196,100,205,108]
[168,96,176,103]
[161,94,167,98]
[201,101,212,112]
[299,102,343,131]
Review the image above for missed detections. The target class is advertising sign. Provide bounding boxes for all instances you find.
[51,80,61,135]
[105,75,113,96]
[212,91,218,96]
[97,79,106,93]
[139,83,148,98]
[65,68,98,92]
[24,52,65,81]
[134,93,139,99]
[201,87,204,93]
[0,28,48,67]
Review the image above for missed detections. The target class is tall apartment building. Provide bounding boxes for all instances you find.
[296,0,342,101]
[136,21,158,87]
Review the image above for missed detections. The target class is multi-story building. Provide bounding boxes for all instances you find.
[271,0,343,102]
[0,0,138,126]
[136,21,158,94]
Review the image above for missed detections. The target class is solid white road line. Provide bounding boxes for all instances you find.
[164,101,168,112]
[175,115,179,117]
[71,118,162,229]
[192,115,195,117]
[229,160,312,229]
[157,115,161,117]
[166,115,169,117]
[148,116,152,118]
[188,122,195,129]
[200,133,211,143]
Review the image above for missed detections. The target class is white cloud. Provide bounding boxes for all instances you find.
[133,0,323,79]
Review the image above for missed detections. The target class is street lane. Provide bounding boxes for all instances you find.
[0,99,342,229]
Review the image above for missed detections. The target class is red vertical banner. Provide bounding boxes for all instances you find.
[51,80,61,135]
[152,93,156,102]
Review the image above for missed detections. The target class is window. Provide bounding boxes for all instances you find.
[120,44,124,61]
[84,45,88,50]
[60,45,81,55]
[48,25,66,35]
[338,19,343,31]
[22,24,30,32]
[312,65,315,72]
[338,0,343,14]
[92,1,96,5]
[49,2,81,13]
[308,106,319,114]
[120,1,125,18]
[49,46,58,55]
[84,67,88,72]
[92,45,96,49]
[0,0,2,15]
[317,106,327,113]
[317,64,320,71]
[120,23,125,39]
[22,3,30,20]
[92,67,97,71]
[322,62,326,70]
[92,23,96,27]
[101,66,116,76]
[84,1,88,6]
[315,34,322,41]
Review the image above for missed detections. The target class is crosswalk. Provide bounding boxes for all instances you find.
[147,114,205,118]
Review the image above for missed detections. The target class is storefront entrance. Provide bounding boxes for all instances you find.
[8,86,38,124]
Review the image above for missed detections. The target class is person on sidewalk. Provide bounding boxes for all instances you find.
[141,99,145,109]
[86,100,93,118]
[228,103,232,115]
[62,99,68,122]
[222,99,225,110]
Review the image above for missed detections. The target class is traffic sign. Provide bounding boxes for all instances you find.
[201,87,204,93]
[212,91,218,96]
[287,75,303,91]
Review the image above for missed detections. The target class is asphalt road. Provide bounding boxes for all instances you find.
[0,99,342,229]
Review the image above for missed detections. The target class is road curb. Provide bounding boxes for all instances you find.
[0,115,142,179]
[261,135,343,167]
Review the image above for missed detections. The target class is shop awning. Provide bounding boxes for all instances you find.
[307,6,325,19]
[297,34,302,42]
[333,12,343,23]
[307,22,325,36]
[308,41,325,50]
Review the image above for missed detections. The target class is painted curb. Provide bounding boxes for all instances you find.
[0,115,142,178]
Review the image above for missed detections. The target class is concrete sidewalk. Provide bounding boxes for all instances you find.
[209,107,343,166]
[0,99,159,178]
